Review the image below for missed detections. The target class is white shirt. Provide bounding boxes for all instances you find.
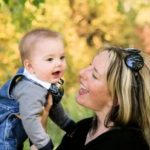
[23,68,51,90]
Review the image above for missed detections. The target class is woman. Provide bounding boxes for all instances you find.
[56,47,150,150]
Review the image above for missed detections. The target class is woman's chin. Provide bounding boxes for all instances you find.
[76,94,85,105]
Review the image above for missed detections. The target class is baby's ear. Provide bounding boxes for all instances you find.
[23,59,34,74]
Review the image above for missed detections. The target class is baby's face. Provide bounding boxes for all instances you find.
[26,38,66,83]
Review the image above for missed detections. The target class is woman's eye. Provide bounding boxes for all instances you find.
[92,74,97,79]
[60,56,65,60]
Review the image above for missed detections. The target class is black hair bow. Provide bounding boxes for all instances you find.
[124,48,144,72]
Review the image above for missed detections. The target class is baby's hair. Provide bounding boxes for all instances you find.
[19,28,62,63]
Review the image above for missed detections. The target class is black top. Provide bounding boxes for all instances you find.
[56,117,149,150]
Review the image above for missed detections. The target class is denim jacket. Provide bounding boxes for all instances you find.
[0,68,27,150]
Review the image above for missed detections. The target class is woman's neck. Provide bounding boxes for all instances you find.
[85,111,113,145]
[85,123,109,144]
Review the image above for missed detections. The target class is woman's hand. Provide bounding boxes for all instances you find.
[40,94,53,131]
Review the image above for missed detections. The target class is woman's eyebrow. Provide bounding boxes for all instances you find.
[94,67,100,76]
[94,67,98,73]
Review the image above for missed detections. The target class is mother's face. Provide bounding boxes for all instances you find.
[76,51,113,112]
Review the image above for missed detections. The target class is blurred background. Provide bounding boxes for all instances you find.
[0,0,150,149]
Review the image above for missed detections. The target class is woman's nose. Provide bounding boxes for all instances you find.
[79,67,88,79]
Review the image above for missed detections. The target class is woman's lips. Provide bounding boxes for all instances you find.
[79,84,89,95]
[79,88,88,95]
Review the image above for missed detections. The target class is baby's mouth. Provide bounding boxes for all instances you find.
[52,71,61,78]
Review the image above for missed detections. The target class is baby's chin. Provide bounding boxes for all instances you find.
[49,78,61,84]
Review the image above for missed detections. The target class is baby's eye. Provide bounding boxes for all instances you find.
[47,58,53,61]
[60,56,65,60]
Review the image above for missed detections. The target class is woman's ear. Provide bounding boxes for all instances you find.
[113,97,119,106]
[23,59,34,74]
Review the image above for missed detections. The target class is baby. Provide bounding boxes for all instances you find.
[11,28,75,150]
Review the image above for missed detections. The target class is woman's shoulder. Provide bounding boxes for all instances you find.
[83,125,149,150]
[56,118,149,150]
[97,125,149,149]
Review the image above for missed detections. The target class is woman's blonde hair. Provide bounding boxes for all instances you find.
[105,47,150,147]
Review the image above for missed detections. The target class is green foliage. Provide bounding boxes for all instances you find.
[32,0,44,7]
